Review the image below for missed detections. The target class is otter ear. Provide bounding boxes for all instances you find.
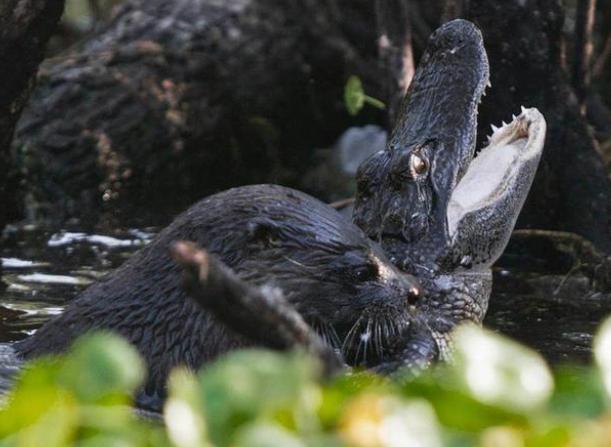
[246,218,283,248]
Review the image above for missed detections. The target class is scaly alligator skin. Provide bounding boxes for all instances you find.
[353,19,546,363]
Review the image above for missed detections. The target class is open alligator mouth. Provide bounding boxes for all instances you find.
[443,106,546,268]
[377,107,546,270]
[447,107,546,239]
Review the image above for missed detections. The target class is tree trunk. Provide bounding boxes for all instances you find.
[0,0,65,230]
[467,0,611,251]
[13,0,387,223]
[11,0,611,253]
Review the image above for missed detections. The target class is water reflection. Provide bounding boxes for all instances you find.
[1,227,155,343]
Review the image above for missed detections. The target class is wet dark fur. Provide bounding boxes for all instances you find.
[17,185,420,408]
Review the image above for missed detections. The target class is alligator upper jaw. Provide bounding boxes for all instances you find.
[389,19,490,196]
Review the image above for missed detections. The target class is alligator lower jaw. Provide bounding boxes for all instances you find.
[446,107,546,239]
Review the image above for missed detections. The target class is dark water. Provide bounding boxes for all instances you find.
[1,224,610,386]
[0,226,156,342]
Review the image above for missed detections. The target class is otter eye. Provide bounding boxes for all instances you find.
[352,263,378,282]
[410,153,428,176]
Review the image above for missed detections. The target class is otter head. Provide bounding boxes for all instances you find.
[212,188,435,368]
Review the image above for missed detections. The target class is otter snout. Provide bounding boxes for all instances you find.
[401,273,421,305]
[387,273,421,307]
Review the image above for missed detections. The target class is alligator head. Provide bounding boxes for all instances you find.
[352,19,546,363]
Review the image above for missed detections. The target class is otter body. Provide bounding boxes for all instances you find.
[17,185,421,409]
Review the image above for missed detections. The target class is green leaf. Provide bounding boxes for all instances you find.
[0,358,69,435]
[344,76,386,116]
[197,350,320,446]
[400,371,525,433]
[594,316,611,402]
[58,332,145,404]
[165,369,210,447]
[344,76,365,116]
[548,366,606,418]
[233,423,306,447]
[452,324,553,413]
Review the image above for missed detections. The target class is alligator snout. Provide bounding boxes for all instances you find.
[369,317,440,374]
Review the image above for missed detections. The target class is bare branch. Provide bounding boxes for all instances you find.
[511,229,611,291]
[374,0,414,127]
[592,33,611,80]
[171,241,344,377]
[573,0,597,107]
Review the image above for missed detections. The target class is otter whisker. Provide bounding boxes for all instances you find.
[361,317,373,364]
[373,319,384,360]
[342,315,368,365]
[310,318,341,350]
[382,318,393,341]
[326,324,341,349]
[282,256,318,272]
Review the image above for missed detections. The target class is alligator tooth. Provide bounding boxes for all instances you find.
[486,80,492,88]
[512,114,517,120]
[491,124,499,132]
[502,120,508,127]
[521,105,527,113]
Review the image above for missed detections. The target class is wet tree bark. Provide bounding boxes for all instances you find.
[467,0,611,252]
[0,0,65,230]
[13,0,386,222]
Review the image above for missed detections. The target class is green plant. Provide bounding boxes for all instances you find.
[344,76,386,116]
[3,320,611,446]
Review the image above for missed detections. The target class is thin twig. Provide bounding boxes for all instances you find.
[374,0,414,127]
[511,229,611,291]
[592,33,611,80]
[573,0,597,106]
[329,197,355,210]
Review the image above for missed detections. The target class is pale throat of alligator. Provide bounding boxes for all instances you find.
[445,107,547,268]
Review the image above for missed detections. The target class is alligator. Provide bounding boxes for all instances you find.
[352,19,546,364]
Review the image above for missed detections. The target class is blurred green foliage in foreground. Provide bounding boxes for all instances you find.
[3,320,611,447]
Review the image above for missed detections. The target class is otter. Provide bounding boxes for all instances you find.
[16,184,424,410]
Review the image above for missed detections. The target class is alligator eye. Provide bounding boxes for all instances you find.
[410,153,428,176]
